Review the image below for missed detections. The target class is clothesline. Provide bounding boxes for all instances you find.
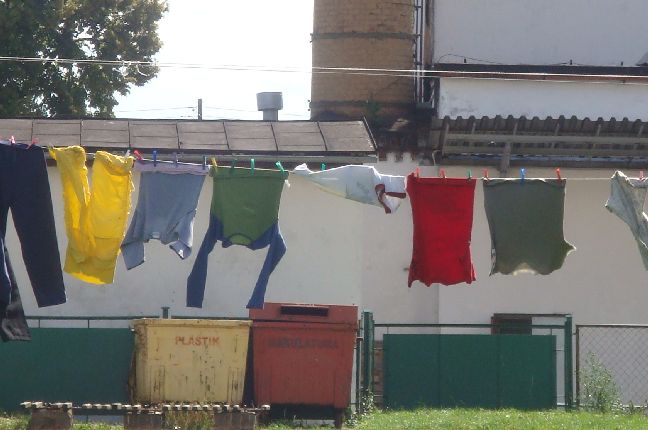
[0,138,640,181]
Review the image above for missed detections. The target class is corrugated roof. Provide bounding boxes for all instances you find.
[0,118,376,162]
[425,115,648,168]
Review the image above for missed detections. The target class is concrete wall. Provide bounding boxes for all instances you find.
[433,0,648,66]
[6,158,648,329]
[438,77,648,119]
[6,156,431,327]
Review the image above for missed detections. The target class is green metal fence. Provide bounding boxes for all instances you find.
[0,327,134,411]
[358,314,573,411]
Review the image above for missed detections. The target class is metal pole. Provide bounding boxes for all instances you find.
[575,325,580,408]
[362,311,375,398]
[197,98,203,120]
[356,335,362,414]
[564,315,574,410]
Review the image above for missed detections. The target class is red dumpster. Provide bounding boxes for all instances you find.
[250,302,358,424]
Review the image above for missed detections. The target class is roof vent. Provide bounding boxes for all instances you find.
[257,92,283,121]
[637,51,648,66]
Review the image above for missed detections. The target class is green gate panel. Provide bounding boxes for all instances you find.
[499,335,556,409]
[440,335,499,408]
[0,328,133,412]
[383,334,557,410]
[383,335,439,409]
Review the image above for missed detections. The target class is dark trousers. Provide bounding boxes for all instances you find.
[0,145,67,341]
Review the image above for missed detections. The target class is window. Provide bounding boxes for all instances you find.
[491,314,532,335]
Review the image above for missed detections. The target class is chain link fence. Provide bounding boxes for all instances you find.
[577,325,648,406]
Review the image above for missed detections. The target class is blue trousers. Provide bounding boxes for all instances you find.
[0,145,67,341]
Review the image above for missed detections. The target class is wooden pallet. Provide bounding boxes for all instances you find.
[20,402,270,430]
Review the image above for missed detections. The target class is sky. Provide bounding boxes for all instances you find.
[114,0,314,121]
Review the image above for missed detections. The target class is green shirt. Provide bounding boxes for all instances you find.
[483,179,575,275]
[211,166,288,246]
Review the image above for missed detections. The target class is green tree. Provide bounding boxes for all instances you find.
[0,0,167,117]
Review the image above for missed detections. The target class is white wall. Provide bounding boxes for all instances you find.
[7,158,648,330]
[435,166,648,327]
[6,166,363,322]
[433,0,648,66]
[438,77,648,119]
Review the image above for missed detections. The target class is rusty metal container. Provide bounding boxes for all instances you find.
[250,303,358,414]
[132,319,251,404]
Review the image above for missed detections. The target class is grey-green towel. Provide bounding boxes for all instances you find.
[483,179,575,275]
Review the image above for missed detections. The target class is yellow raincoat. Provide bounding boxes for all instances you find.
[49,146,134,284]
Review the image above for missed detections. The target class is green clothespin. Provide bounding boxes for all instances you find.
[468,170,472,180]
[275,161,285,173]
[229,158,237,174]
[250,158,255,174]
[321,163,326,171]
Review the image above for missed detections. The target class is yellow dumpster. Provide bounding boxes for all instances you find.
[132,319,251,404]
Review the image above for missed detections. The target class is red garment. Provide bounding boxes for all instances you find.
[407,172,476,286]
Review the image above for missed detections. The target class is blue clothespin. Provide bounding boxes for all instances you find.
[520,168,526,183]
[321,163,326,171]
[250,158,255,174]
[153,150,157,167]
[275,161,285,173]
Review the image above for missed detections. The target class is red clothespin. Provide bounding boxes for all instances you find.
[439,169,446,179]
[556,168,562,181]
[133,150,143,162]
[415,167,421,177]
[483,169,489,180]
[9,135,15,145]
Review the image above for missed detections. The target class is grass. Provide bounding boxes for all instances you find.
[4,408,648,430]
[351,408,648,430]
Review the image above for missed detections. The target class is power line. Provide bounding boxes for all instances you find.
[0,55,429,78]
[114,106,194,113]
[203,106,307,117]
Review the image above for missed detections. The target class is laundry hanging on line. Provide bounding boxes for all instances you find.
[406,171,477,286]
[50,146,134,284]
[121,160,207,269]
[187,165,289,309]
[292,163,407,213]
[483,178,575,275]
[0,143,67,342]
[605,171,648,270]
